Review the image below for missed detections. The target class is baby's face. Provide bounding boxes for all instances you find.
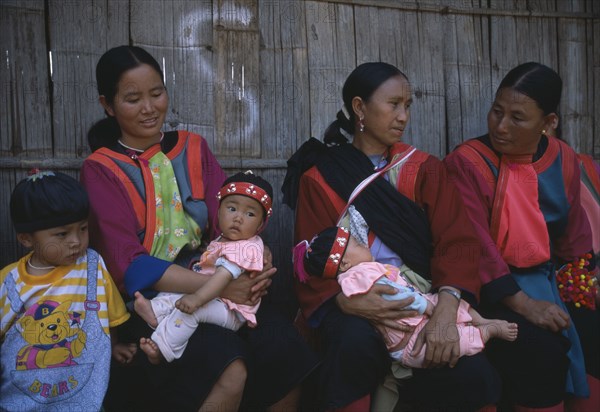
[218,194,264,241]
[342,236,373,267]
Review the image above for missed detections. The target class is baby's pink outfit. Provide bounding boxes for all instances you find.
[150,236,263,362]
[338,262,484,368]
[196,236,263,326]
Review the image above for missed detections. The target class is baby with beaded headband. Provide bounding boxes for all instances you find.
[0,170,133,412]
[294,226,518,367]
[134,170,273,364]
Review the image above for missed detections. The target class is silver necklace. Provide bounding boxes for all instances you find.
[118,132,164,152]
[117,139,145,152]
[27,258,56,271]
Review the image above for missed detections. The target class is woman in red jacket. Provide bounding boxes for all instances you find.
[283,62,500,411]
[444,62,598,411]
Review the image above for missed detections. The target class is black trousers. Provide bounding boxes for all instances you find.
[567,303,600,379]
[104,302,319,412]
[483,306,571,408]
[310,305,501,411]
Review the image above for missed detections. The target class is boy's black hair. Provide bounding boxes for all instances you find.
[10,170,89,233]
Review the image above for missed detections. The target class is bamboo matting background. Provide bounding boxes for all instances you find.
[1,0,598,309]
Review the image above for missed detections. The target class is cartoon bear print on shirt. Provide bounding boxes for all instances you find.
[16,300,86,370]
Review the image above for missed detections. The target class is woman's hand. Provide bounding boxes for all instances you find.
[503,291,570,332]
[522,300,570,332]
[411,293,461,368]
[220,246,275,305]
[336,283,419,332]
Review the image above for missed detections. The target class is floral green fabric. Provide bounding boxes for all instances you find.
[148,151,202,261]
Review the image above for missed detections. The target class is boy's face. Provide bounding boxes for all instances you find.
[217,195,264,241]
[17,220,89,267]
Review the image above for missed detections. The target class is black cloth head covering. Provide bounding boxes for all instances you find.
[282,138,432,278]
[10,170,90,233]
[304,226,350,278]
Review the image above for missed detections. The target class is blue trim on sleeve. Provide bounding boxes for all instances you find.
[124,255,173,298]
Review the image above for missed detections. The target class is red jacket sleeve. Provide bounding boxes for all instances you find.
[416,156,482,301]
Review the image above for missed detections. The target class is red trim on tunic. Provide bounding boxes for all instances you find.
[137,145,161,252]
[532,137,559,174]
[184,132,205,200]
[557,139,575,190]
[458,140,497,191]
[396,149,429,201]
[88,149,147,230]
[579,154,600,194]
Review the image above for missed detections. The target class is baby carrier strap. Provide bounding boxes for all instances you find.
[84,249,100,311]
[4,272,25,315]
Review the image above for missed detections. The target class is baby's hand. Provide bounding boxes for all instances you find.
[112,342,137,364]
[175,294,201,314]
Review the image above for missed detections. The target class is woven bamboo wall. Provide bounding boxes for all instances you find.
[1,0,598,308]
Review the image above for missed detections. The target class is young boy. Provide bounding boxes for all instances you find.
[0,170,135,411]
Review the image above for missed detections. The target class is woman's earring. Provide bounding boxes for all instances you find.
[542,129,547,135]
[359,117,365,133]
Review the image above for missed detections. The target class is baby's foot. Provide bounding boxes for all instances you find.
[140,337,163,365]
[479,319,518,343]
[134,292,158,328]
[175,294,202,314]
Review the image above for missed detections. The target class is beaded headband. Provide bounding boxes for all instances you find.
[322,226,350,278]
[217,182,273,217]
